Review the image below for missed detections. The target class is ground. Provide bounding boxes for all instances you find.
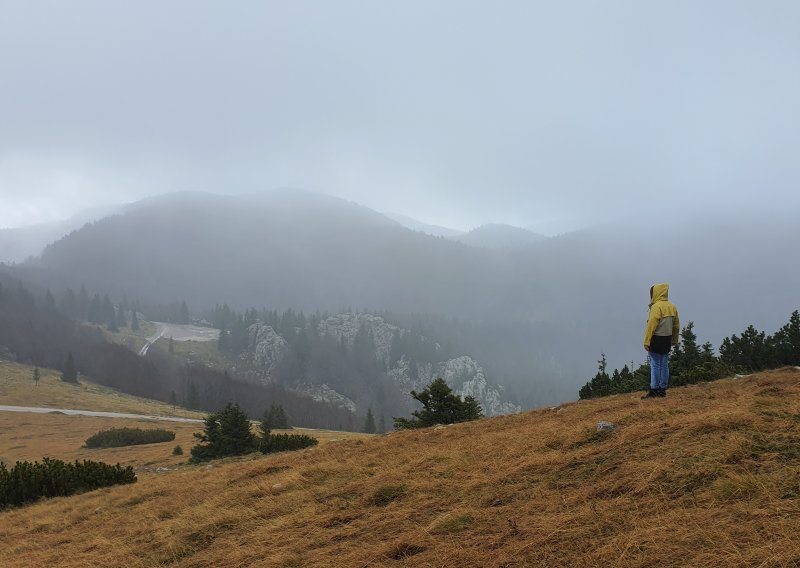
[2,366,800,567]
[0,360,203,418]
[0,360,370,470]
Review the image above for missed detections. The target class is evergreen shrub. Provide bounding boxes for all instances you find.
[260,431,318,454]
[84,427,175,448]
[0,458,136,509]
[190,403,257,462]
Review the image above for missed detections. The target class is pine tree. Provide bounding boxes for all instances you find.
[262,404,290,429]
[169,390,177,409]
[273,405,289,428]
[130,310,140,331]
[33,367,40,386]
[579,353,612,399]
[61,353,78,383]
[186,380,199,409]
[190,403,256,462]
[103,295,118,331]
[720,325,775,371]
[77,285,90,320]
[394,378,483,429]
[774,310,800,365]
[60,288,77,318]
[362,408,376,433]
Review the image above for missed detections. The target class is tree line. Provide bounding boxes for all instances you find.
[0,278,358,430]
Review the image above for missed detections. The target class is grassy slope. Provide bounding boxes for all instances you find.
[0,361,370,470]
[0,360,204,418]
[2,368,800,567]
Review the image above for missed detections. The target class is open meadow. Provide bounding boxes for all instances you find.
[2,367,800,567]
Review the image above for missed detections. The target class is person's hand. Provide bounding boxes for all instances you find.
[644,345,650,352]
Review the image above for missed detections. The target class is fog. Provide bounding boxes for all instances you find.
[2,1,800,231]
[1,3,799,410]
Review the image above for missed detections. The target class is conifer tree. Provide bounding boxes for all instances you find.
[394,378,483,429]
[33,367,40,386]
[189,403,256,462]
[77,285,90,320]
[130,310,140,331]
[169,390,177,408]
[186,380,199,409]
[60,288,77,318]
[774,310,800,365]
[362,408,376,433]
[61,353,78,383]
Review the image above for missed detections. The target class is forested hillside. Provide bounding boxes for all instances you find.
[0,275,356,429]
[7,190,800,405]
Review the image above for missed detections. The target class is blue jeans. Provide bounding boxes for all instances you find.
[649,351,670,390]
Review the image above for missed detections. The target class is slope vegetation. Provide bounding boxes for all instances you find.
[2,368,800,567]
[0,360,203,418]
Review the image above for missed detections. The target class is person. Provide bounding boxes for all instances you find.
[642,283,679,399]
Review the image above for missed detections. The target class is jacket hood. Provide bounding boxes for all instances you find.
[650,283,670,306]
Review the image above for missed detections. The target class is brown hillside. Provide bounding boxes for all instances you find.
[2,368,800,567]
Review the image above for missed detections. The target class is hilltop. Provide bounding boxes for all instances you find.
[2,367,799,567]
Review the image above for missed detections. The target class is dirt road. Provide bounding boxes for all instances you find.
[0,405,203,423]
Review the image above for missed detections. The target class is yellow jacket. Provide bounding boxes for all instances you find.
[643,283,679,348]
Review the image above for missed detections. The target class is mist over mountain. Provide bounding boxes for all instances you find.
[383,212,465,238]
[453,224,547,249]
[0,205,122,263]
[6,190,799,406]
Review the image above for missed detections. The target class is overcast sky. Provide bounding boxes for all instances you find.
[1,1,799,233]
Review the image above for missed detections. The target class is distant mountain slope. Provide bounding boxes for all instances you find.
[8,191,800,408]
[25,190,502,316]
[453,223,547,249]
[384,212,465,238]
[0,205,121,263]
[4,368,800,567]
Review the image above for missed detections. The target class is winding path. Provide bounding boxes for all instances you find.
[0,405,203,423]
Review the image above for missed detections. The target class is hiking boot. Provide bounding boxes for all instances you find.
[641,390,659,399]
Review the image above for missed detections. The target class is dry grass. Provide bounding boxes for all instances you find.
[0,413,370,471]
[2,368,800,567]
[0,360,204,418]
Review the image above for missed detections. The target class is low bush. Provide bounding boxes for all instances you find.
[84,427,175,448]
[260,431,318,454]
[0,458,136,509]
[172,445,184,456]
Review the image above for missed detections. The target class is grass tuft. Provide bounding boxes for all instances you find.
[369,483,407,506]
